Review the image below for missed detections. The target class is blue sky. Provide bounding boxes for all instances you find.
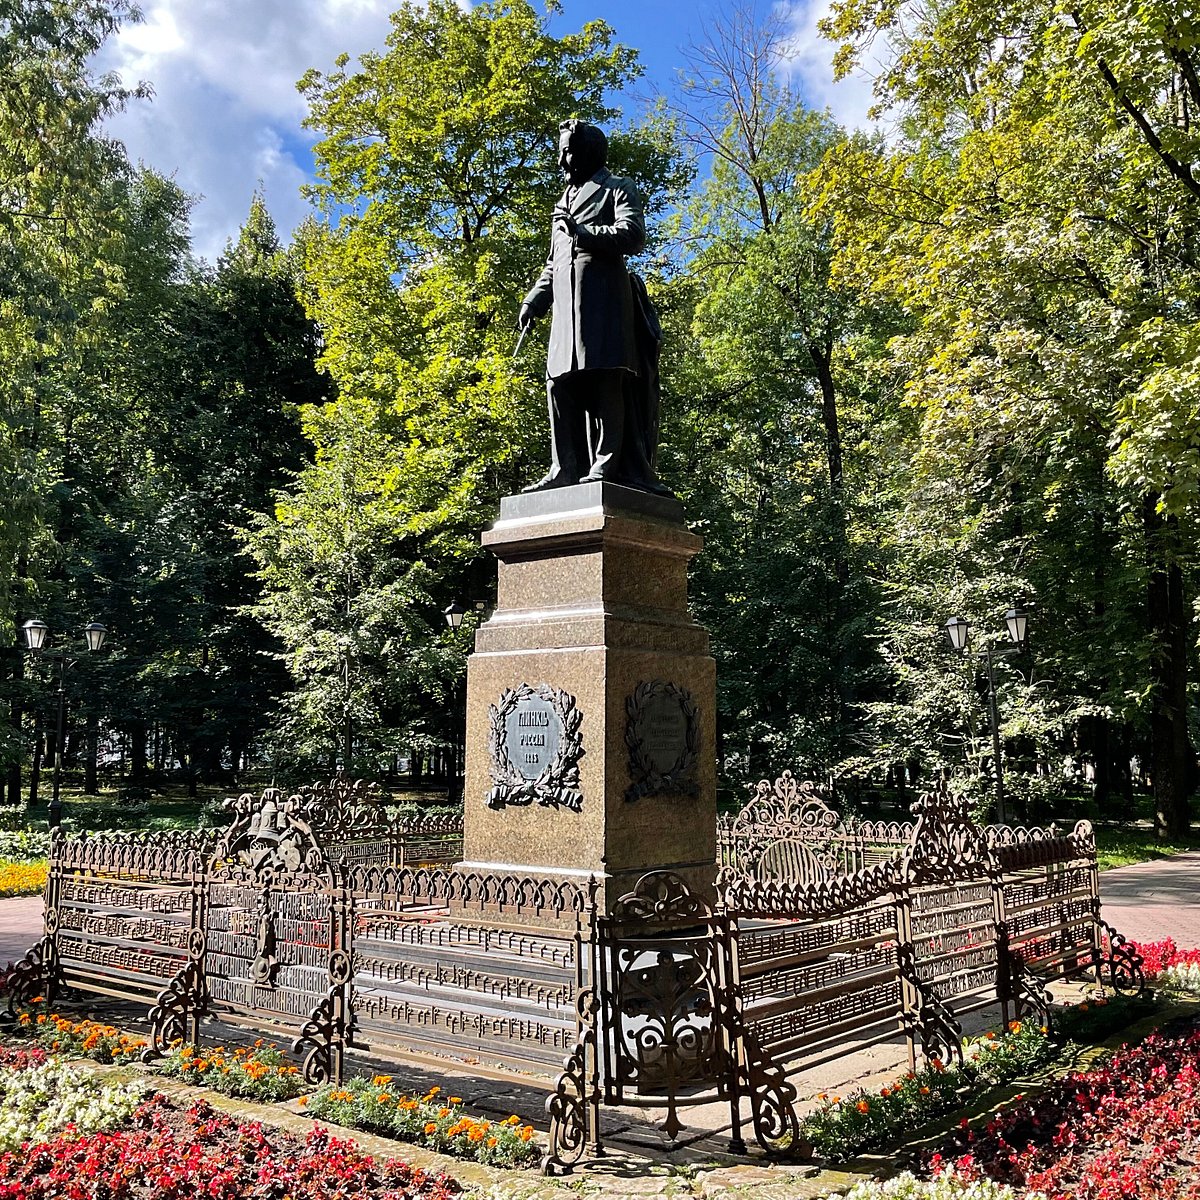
[95,1,873,263]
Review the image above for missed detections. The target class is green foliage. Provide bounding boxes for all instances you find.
[803,1021,1058,1162]
[811,0,1200,825]
[156,1042,304,1102]
[247,0,677,765]
[659,12,902,786]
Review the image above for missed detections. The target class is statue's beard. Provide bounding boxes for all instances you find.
[563,160,599,186]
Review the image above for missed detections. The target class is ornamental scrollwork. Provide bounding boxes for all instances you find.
[298,776,391,842]
[486,683,584,812]
[1005,949,1054,1029]
[542,1029,595,1175]
[211,787,330,888]
[1,936,57,1021]
[719,770,865,885]
[1094,917,1146,997]
[898,942,964,1068]
[293,988,344,1085]
[741,1028,807,1157]
[624,680,700,803]
[610,870,712,926]
[904,777,988,885]
[144,960,206,1060]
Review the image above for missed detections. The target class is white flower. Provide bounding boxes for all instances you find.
[0,1058,147,1150]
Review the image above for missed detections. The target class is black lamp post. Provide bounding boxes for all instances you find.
[944,606,1028,825]
[20,619,108,829]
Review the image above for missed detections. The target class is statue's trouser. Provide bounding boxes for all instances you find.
[547,368,626,482]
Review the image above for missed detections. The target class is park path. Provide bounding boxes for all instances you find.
[0,897,41,966]
[1092,849,1200,948]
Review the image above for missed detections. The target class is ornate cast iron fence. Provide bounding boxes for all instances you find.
[2,782,594,1108]
[707,775,1143,1154]
[4,771,1145,1177]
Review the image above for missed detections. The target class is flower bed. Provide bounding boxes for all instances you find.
[0,1092,461,1199]
[0,860,47,898]
[838,1169,1029,1200]
[15,1010,146,1063]
[0,1054,149,1152]
[1129,938,1200,996]
[928,1023,1200,1198]
[303,1076,541,1168]
[803,1021,1058,1163]
[155,1040,303,1101]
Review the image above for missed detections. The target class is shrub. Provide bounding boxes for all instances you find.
[304,1076,540,1168]
[0,827,49,861]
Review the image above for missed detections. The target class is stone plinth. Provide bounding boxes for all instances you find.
[462,482,717,908]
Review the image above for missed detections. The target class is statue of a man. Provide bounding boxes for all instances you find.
[518,119,670,495]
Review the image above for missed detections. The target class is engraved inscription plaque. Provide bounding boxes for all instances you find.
[487,682,584,811]
[625,681,700,803]
[642,690,690,775]
[504,695,563,780]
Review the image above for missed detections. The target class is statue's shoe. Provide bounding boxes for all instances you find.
[580,471,676,498]
[521,473,577,493]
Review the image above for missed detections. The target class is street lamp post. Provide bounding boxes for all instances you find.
[944,607,1029,825]
[20,619,108,829]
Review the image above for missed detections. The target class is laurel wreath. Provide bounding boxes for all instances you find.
[486,682,585,812]
[624,680,700,804]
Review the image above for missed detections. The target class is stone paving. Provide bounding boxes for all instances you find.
[0,896,40,965]
[0,852,1196,1197]
[1095,849,1200,946]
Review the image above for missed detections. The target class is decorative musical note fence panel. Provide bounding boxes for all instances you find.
[349,864,594,1076]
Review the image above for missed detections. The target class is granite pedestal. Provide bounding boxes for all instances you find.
[461,482,717,909]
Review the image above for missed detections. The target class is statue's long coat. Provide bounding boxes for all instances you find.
[522,168,644,378]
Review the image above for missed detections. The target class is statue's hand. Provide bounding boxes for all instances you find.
[517,303,535,331]
[553,209,578,237]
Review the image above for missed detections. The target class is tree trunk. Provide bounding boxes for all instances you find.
[29,714,41,808]
[1144,498,1197,837]
[84,711,99,795]
[4,649,21,806]
[810,342,849,589]
[129,722,148,781]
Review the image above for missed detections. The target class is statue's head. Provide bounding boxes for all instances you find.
[558,119,607,185]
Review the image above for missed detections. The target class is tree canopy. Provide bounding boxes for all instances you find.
[2,0,1197,834]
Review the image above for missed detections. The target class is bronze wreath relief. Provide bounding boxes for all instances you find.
[486,682,585,811]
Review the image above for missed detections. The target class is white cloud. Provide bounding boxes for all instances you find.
[773,0,882,132]
[95,0,396,263]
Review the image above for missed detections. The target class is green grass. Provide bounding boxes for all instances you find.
[1094,827,1200,871]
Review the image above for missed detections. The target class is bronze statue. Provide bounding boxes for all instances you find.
[518,119,671,495]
